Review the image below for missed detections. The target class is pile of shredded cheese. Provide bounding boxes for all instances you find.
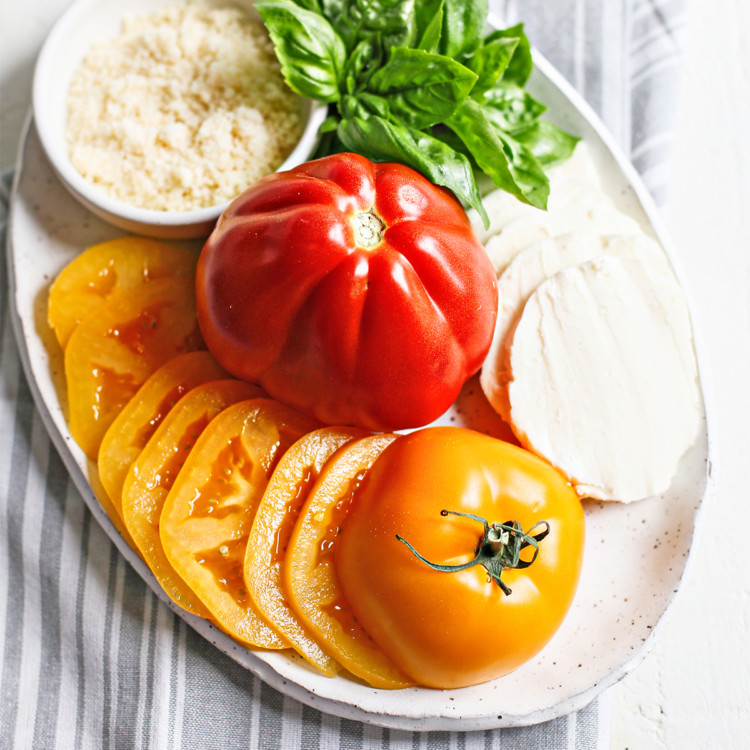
[65,1,303,211]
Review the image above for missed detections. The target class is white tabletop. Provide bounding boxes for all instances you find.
[607,1,750,747]
[2,1,748,748]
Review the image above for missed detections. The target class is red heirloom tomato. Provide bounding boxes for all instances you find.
[196,153,498,430]
[335,427,585,689]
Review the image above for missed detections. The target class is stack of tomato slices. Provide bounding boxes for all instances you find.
[47,198,584,692]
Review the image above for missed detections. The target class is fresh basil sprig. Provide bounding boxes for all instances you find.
[256,0,578,226]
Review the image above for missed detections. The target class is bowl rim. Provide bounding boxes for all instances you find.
[32,0,327,230]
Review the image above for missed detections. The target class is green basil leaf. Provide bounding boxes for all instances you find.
[356,91,392,119]
[486,24,533,86]
[416,0,443,53]
[511,120,580,167]
[483,84,546,131]
[339,92,391,120]
[448,98,549,209]
[368,47,478,129]
[344,39,381,93]
[495,131,550,207]
[318,0,342,14]
[430,125,472,160]
[314,129,347,158]
[324,0,417,54]
[465,36,519,96]
[339,95,360,120]
[337,115,488,225]
[319,114,340,133]
[415,0,442,39]
[362,0,418,49]
[289,0,322,11]
[316,1,357,52]
[256,1,346,103]
[440,0,488,59]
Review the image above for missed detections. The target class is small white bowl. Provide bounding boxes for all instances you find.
[33,0,327,239]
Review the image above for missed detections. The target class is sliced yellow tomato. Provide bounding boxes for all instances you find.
[284,433,414,689]
[65,276,203,459]
[48,236,197,349]
[244,427,365,675]
[98,351,229,521]
[89,458,141,554]
[120,379,262,617]
[159,399,319,648]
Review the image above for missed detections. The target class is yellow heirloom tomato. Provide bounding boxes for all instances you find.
[64,276,203,458]
[48,236,197,349]
[284,433,413,689]
[336,426,585,690]
[244,426,365,675]
[121,379,262,617]
[159,399,318,648]
[98,351,229,521]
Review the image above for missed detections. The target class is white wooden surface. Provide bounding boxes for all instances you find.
[609,1,750,747]
[1,0,748,747]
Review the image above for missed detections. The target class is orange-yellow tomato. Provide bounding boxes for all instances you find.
[284,433,413,689]
[121,379,262,617]
[336,426,585,690]
[98,351,229,521]
[244,426,365,675]
[64,276,203,458]
[48,237,197,349]
[159,399,318,648]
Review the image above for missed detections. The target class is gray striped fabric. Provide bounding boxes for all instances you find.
[0,1,685,747]
[500,0,687,206]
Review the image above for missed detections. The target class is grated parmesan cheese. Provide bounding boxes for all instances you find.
[65,1,303,211]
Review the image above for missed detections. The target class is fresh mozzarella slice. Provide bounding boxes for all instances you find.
[469,176,593,244]
[483,187,642,273]
[480,232,669,422]
[468,187,537,243]
[468,141,602,242]
[505,256,700,503]
[547,140,602,189]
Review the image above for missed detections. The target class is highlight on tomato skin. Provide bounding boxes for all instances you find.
[334,426,586,690]
[195,152,498,432]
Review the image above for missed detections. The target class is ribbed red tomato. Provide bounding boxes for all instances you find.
[196,153,497,430]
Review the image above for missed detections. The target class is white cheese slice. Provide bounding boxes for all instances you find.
[482,187,642,273]
[469,176,594,245]
[480,232,670,422]
[468,141,602,243]
[547,140,602,189]
[505,256,700,503]
[468,187,538,243]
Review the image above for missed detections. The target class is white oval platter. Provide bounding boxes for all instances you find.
[6,47,712,731]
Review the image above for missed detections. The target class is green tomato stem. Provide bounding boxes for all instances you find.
[396,510,550,596]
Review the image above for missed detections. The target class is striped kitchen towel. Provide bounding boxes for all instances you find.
[0,0,686,747]
[500,0,688,207]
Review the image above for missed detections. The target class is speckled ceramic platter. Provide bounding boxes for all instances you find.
[7,47,711,730]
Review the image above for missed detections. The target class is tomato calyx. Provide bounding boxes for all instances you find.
[396,510,551,596]
[351,209,385,250]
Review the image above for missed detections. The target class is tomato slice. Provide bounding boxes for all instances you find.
[99,351,229,522]
[284,433,413,688]
[159,399,318,648]
[244,427,365,675]
[48,237,197,349]
[64,276,203,458]
[120,379,262,617]
[89,459,140,555]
